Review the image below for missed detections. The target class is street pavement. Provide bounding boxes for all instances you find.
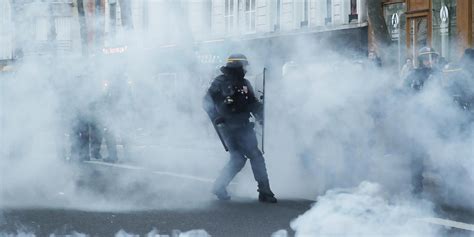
[0,200,311,236]
[1,159,473,236]
[0,161,313,236]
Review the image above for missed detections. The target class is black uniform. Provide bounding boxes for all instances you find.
[71,103,117,162]
[71,114,97,161]
[403,66,440,194]
[203,66,276,202]
[448,73,473,110]
[69,75,103,162]
[404,67,438,91]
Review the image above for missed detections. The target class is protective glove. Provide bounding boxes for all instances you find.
[224,96,234,105]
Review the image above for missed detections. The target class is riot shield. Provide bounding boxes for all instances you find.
[252,68,266,154]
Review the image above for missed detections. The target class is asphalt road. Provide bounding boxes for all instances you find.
[0,200,312,236]
[1,161,473,237]
[0,161,313,237]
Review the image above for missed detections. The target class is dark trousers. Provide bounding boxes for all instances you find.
[71,118,117,161]
[214,123,272,194]
[71,119,94,161]
[408,143,427,195]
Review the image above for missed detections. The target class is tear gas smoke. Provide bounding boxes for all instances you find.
[290,182,443,236]
[0,0,473,236]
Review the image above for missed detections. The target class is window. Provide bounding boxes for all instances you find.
[275,0,281,30]
[301,0,309,27]
[409,16,429,67]
[244,0,256,33]
[349,0,358,23]
[431,0,457,60]
[225,0,234,34]
[326,0,332,24]
[383,3,407,71]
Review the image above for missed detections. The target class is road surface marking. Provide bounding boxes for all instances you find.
[151,171,214,183]
[84,160,145,171]
[418,217,474,231]
[83,160,214,183]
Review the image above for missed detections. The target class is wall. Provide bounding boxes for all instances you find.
[211,0,225,37]
[280,0,295,31]
[187,0,212,41]
[331,0,349,25]
[0,0,13,60]
[256,0,270,32]
[310,0,327,27]
[210,0,366,37]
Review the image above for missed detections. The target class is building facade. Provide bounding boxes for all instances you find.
[191,0,367,81]
[1,0,369,60]
[210,0,367,38]
[0,0,14,62]
[381,0,473,66]
[11,0,76,57]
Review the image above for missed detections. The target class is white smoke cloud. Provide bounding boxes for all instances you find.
[0,0,220,211]
[290,182,443,236]
[0,2,472,237]
[262,50,474,209]
[259,46,473,236]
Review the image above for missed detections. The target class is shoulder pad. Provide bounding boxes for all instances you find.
[213,75,227,83]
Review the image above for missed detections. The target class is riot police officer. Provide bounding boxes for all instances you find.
[443,63,474,112]
[402,47,442,195]
[203,54,277,203]
[404,47,441,91]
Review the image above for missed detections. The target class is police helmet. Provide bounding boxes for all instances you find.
[225,54,249,68]
[418,47,439,68]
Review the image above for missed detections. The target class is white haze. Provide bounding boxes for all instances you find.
[0,0,222,211]
[1,0,473,236]
[290,182,442,236]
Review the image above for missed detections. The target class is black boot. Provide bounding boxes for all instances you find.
[259,192,277,203]
[258,181,277,203]
[212,186,231,201]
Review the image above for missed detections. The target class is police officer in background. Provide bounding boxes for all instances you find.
[203,54,277,203]
[460,48,474,77]
[443,62,474,112]
[402,47,442,195]
[404,47,441,91]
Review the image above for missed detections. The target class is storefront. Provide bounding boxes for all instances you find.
[382,0,473,67]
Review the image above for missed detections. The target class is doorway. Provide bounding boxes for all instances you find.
[407,14,430,67]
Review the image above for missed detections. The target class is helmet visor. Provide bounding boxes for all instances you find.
[419,53,439,68]
[226,57,249,68]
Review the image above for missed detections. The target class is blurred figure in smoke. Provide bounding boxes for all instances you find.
[90,73,137,163]
[402,47,442,195]
[404,47,441,91]
[203,54,277,203]
[92,79,120,163]
[460,48,474,77]
[71,115,103,162]
[70,74,122,163]
[443,52,474,122]
[368,51,382,68]
[70,74,104,162]
[399,58,413,86]
[442,63,474,113]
